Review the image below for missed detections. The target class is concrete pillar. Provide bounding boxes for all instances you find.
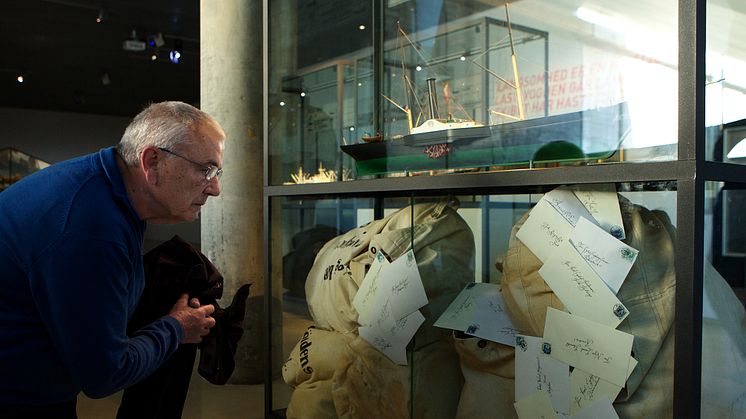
[200,0,268,384]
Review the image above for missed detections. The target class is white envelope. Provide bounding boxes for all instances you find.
[516,199,575,263]
[569,217,638,295]
[359,309,425,365]
[543,308,634,387]
[354,251,390,324]
[572,184,626,240]
[570,357,638,415]
[538,240,629,328]
[514,390,559,419]
[356,249,428,326]
[434,282,518,346]
[515,334,571,415]
[542,188,598,227]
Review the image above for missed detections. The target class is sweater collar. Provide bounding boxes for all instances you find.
[99,147,145,227]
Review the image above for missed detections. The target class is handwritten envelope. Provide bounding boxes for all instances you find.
[543,308,634,387]
[359,309,425,365]
[515,334,570,415]
[514,390,558,419]
[542,188,598,227]
[356,249,428,326]
[572,396,620,419]
[353,251,390,321]
[387,249,428,319]
[538,240,629,328]
[572,183,626,240]
[434,282,518,346]
[570,357,638,415]
[516,199,575,263]
[569,217,638,295]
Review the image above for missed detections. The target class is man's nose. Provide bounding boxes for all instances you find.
[204,176,221,196]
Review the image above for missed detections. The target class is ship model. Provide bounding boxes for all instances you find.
[340,3,630,176]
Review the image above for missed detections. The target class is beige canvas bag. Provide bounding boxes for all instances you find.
[497,193,677,416]
[294,198,475,417]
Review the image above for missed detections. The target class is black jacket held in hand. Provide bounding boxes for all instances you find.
[117,235,251,419]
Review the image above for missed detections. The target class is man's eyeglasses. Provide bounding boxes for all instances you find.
[158,147,223,182]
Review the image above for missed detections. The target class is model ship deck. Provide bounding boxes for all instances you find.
[341,103,630,176]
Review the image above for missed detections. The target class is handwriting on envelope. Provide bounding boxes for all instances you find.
[542,188,598,228]
[356,249,428,327]
[516,199,575,263]
[569,217,638,295]
[515,334,570,415]
[514,390,559,419]
[359,310,425,365]
[572,183,625,240]
[570,357,637,415]
[434,282,518,346]
[353,251,390,320]
[543,308,634,387]
[539,240,629,328]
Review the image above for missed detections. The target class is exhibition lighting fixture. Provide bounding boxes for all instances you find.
[169,39,182,64]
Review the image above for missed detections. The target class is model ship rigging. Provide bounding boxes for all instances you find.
[382,3,526,145]
[340,3,631,175]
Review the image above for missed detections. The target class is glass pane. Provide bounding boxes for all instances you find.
[270,183,676,417]
[706,1,746,162]
[0,147,50,192]
[268,1,372,185]
[702,181,746,418]
[269,1,680,183]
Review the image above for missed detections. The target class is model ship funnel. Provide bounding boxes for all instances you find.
[426,78,440,120]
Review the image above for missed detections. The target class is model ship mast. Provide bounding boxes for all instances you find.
[384,2,526,137]
[391,21,482,135]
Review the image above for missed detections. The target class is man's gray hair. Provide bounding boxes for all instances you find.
[116,101,224,166]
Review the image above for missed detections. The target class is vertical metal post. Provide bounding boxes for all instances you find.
[262,1,272,417]
[675,0,706,417]
[372,0,384,135]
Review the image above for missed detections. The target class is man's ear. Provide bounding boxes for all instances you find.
[141,147,160,185]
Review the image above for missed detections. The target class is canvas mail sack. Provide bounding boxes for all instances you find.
[289,198,474,418]
[494,193,676,417]
[304,198,475,347]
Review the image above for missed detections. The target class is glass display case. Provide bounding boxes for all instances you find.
[264,1,746,418]
[0,147,49,192]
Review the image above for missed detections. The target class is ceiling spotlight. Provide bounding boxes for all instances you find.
[169,39,182,64]
[16,74,24,83]
[96,9,105,23]
[359,24,366,30]
[151,53,158,61]
[415,65,422,72]
[300,92,306,97]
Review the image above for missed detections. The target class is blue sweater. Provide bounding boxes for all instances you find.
[0,147,182,404]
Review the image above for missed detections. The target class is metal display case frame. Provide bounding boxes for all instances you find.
[262,1,731,418]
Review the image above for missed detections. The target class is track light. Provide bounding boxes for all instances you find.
[169,39,182,64]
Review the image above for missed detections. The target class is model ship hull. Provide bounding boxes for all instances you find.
[341,103,630,176]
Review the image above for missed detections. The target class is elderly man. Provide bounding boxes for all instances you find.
[0,101,224,418]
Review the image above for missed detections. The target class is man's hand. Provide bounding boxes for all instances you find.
[168,293,216,344]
